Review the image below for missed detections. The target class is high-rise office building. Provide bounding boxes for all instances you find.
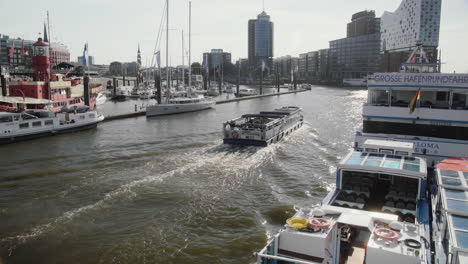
[248,10,274,69]
[329,11,381,81]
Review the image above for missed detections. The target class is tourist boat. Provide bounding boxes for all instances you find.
[431,158,468,264]
[0,107,104,144]
[256,139,432,264]
[354,46,468,167]
[223,106,303,146]
[237,87,258,97]
[2,38,103,112]
[300,84,313,90]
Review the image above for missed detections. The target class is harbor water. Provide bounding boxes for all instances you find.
[0,86,366,264]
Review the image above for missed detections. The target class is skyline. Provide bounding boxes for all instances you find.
[1,0,467,73]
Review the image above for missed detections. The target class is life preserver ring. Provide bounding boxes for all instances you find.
[373,228,399,241]
[232,131,239,139]
[309,218,330,229]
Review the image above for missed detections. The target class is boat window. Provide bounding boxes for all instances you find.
[447,200,468,213]
[442,177,462,186]
[0,116,13,123]
[436,91,448,101]
[395,151,408,156]
[364,148,377,153]
[383,155,401,169]
[453,92,467,108]
[445,189,468,200]
[13,116,19,121]
[19,123,29,129]
[440,170,460,178]
[379,148,394,154]
[464,172,468,180]
[32,121,42,127]
[89,114,95,118]
[452,215,468,230]
[79,116,85,120]
[45,120,54,126]
[455,230,468,249]
[364,153,384,167]
[403,157,420,172]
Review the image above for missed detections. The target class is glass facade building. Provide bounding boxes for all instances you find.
[329,11,381,81]
[248,11,274,68]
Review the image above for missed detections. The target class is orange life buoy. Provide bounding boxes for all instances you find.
[232,131,239,139]
[373,228,399,241]
[309,218,330,229]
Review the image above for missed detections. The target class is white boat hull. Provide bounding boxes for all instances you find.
[146,100,215,117]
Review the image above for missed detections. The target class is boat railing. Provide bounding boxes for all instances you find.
[365,102,468,110]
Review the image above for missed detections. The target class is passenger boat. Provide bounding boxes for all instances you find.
[0,107,104,144]
[431,158,468,264]
[354,46,468,167]
[256,139,432,264]
[223,106,303,146]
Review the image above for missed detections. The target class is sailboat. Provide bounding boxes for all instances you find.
[146,0,215,117]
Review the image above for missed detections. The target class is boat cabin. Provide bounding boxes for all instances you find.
[432,158,468,264]
[257,140,430,264]
[331,148,427,224]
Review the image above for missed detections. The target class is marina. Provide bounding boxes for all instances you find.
[0,0,466,263]
[0,86,366,263]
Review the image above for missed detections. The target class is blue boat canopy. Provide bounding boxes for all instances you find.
[436,159,468,251]
[339,151,427,179]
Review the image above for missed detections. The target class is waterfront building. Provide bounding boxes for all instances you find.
[328,11,381,82]
[202,49,231,79]
[77,56,95,66]
[273,55,298,80]
[379,0,441,72]
[248,10,274,69]
[0,34,70,69]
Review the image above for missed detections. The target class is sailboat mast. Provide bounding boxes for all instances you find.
[182,30,184,88]
[188,1,192,90]
[166,0,170,102]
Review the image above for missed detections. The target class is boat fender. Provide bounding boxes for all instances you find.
[232,131,239,139]
[373,228,399,241]
[308,218,330,230]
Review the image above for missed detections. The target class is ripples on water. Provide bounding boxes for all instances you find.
[0,86,367,263]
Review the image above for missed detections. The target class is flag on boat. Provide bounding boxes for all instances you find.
[82,42,89,67]
[409,89,421,114]
[410,55,417,63]
[155,50,161,68]
[8,41,15,57]
[20,40,25,56]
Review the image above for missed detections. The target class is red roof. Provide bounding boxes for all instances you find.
[437,158,468,172]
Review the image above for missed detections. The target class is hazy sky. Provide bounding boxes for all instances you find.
[1,0,467,73]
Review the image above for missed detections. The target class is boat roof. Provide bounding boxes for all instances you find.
[0,96,51,105]
[339,150,427,179]
[436,158,468,252]
[241,114,284,119]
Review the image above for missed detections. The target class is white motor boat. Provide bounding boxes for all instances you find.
[0,107,104,144]
[237,88,258,97]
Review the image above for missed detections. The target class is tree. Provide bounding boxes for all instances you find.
[191,62,202,75]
